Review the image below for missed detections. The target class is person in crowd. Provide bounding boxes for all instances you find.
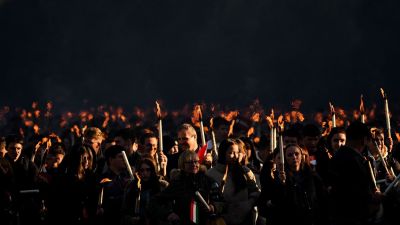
[206,138,260,225]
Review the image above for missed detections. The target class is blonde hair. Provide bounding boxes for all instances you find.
[178,123,197,138]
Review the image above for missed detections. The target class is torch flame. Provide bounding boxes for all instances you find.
[360,95,365,114]
[100,178,112,184]
[380,88,387,99]
[251,112,260,123]
[247,127,255,137]
[329,102,335,115]
[155,101,162,119]
[265,109,275,128]
[277,115,284,133]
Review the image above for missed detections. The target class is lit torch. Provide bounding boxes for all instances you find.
[195,105,207,147]
[329,102,336,128]
[380,88,392,140]
[155,101,165,176]
[360,95,366,124]
[277,115,285,177]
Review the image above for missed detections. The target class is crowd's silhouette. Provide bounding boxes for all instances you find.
[1,98,400,225]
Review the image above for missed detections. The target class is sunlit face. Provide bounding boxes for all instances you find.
[184,155,200,174]
[331,133,346,152]
[89,138,102,154]
[81,152,92,170]
[225,144,240,165]
[285,146,302,172]
[139,164,152,182]
[178,130,197,151]
[7,142,23,161]
[144,137,158,157]
[168,142,179,155]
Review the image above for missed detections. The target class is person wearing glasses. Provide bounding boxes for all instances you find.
[150,150,220,225]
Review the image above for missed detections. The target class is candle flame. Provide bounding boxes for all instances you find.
[33,124,40,135]
[228,120,235,137]
[395,131,400,143]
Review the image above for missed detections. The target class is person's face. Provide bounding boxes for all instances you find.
[303,136,319,152]
[215,125,229,140]
[168,142,179,155]
[110,152,126,171]
[114,137,133,154]
[178,130,197,151]
[283,136,298,147]
[139,163,152,182]
[183,156,200,174]
[144,137,158,157]
[89,138,102,153]
[331,133,346,152]
[226,144,240,165]
[285,146,302,172]
[81,152,91,170]
[7,142,23,161]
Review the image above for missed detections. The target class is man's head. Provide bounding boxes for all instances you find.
[105,145,126,174]
[327,127,346,152]
[140,133,158,158]
[302,124,321,153]
[177,123,198,151]
[283,128,301,148]
[84,127,104,154]
[212,117,230,141]
[346,121,371,153]
[114,128,136,154]
[6,135,24,162]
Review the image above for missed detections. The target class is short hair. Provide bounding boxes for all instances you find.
[178,123,197,138]
[283,128,301,139]
[212,116,230,129]
[105,145,124,162]
[139,132,158,145]
[346,121,371,141]
[84,127,104,140]
[115,128,135,142]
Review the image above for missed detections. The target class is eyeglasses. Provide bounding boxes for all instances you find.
[185,160,199,165]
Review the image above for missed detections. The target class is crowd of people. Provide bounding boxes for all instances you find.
[1,100,400,225]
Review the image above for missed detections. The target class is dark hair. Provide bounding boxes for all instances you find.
[0,137,6,149]
[217,138,237,164]
[5,134,24,149]
[283,128,301,140]
[326,127,346,148]
[139,133,158,145]
[67,145,93,179]
[115,128,136,142]
[212,116,230,129]
[346,121,371,141]
[105,145,125,162]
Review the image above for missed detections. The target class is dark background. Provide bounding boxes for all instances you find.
[1,0,399,112]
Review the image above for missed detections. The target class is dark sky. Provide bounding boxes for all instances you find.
[1,0,400,112]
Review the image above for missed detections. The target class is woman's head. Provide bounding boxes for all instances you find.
[137,157,157,182]
[218,138,240,165]
[284,144,307,172]
[69,145,93,178]
[327,127,346,152]
[178,150,200,174]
